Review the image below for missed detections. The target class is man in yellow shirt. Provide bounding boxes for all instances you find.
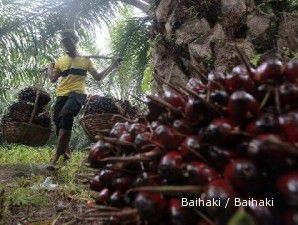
[47,30,121,168]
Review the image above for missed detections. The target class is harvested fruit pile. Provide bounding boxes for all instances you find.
[1,87,51,128]
[18,86,51,108]
[86,59,298,225]
[85,95,139,118]
[116,100,139,119]
[85,96,120,115]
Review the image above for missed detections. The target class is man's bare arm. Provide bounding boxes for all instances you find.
[90,59,121,81]
[47,63,60,83]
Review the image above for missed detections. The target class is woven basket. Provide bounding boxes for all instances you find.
[2,122,52,147]
[2,87,51,147]
[80,113,126,141]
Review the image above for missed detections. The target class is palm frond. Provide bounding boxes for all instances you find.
[107,6,150,99]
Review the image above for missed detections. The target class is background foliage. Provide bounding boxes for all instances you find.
[0,1,151,148]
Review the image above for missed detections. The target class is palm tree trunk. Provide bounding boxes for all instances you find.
[151,0,297,90]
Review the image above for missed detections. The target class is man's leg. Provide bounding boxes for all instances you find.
[49,93,85,168]
[49,97,68,168]
[50,128,71,166]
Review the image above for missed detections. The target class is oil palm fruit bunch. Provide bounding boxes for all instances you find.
[33,112,51,128]
[116,100,139,118]
[8,101,35,122]
[0,114,13,125]
[85,95,120,115]
[85,58,298,225]
[18,86,51,108]
[2,87,51,128]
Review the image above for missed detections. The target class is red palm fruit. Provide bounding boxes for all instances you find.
[203,118,236,145]
[153,125,184,150]
[112,175,134,192]
[247,134,296,170]
[186,161,221,185]
[158,151,183,183]
[228,90,260,123]
[163,90,187,109]
[146,98,167,121]
[110,122,129,138]
[173,119,194,135]
[98,169,120,189]
[248,205,275,225]
[134,192,167,223]
[151,121,161,130]
[88,141,113,164]
[208,70,226,90]
[246,121,257,135]
[95,188,111,205]
[128,123,148,137]
[255,59,284,82]
[169,198,197,225]
[119,133,134,143]
[157,113,172,124]
[210,90,229,107]
[179,135,201,159]
[134,132,152,148]
[187,78,206,93]
[144,160,159,173]
[283,210,298,225]
[284,59,298,84]
[279,82,298,109]
[133,172,162,187]
[108,191,124,208]
[224,159,264,194]
[90,175,102,191]
[256,83,274,107]
[279,112,298,144]
[225,65,254,93]
[206,146,236,170]
[185,98,212,125]
[109,191,124,208]
[247,113,279,135]
[203,179,237,219]
[277,172,298,206]
[255,113,279,133]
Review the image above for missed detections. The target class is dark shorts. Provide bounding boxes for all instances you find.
[53,92,86,135]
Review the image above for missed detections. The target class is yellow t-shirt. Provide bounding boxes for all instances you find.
[54,55,95,96]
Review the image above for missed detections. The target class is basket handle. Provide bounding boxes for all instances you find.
[29,89,41,124]
[28,72,47,124]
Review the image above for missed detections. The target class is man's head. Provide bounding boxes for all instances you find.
[60,30,79,56]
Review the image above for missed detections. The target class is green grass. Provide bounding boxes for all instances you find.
[0,145,91,225]
[0,145,53,165]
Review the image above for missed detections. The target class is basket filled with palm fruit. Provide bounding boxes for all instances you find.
[1,87,52,146]
[80,58,298,225]
[80,95,139,141]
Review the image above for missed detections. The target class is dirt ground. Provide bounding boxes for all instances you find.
[0,164,100,225]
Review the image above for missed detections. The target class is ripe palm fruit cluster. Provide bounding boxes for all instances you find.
[86,59,298,225]
[1,87,52,128]
[85,96,120,115]
[18,86,51,108]
[116,100,139,119]
[85,95,139,118]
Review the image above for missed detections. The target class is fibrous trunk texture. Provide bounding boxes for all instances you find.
[151,0,298,90]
